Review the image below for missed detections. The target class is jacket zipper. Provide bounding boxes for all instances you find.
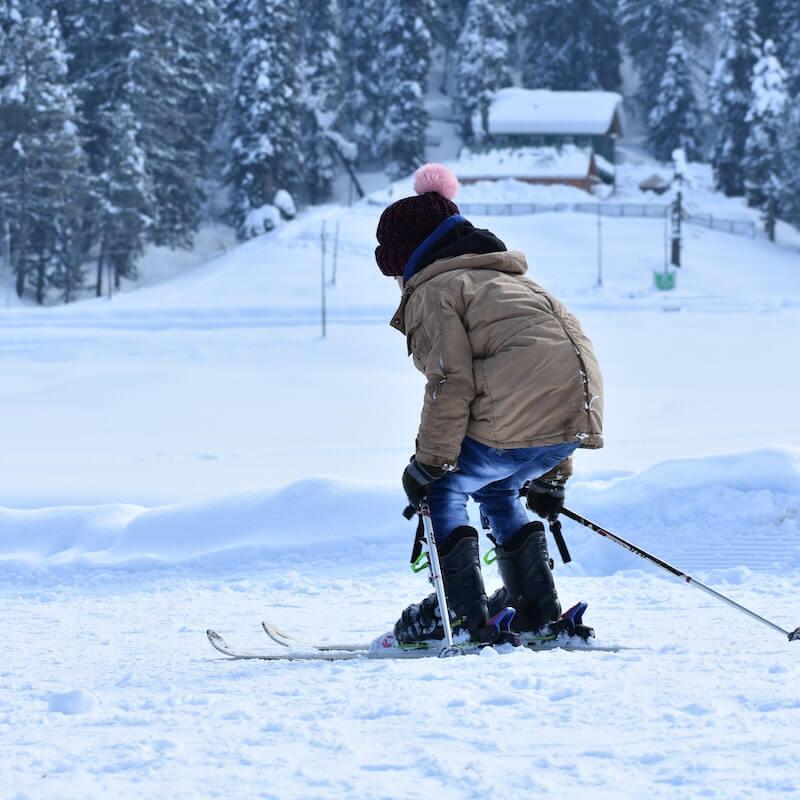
[555,318,595,431]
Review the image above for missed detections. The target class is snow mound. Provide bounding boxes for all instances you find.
[568,448,800,576]
[0,479,403,569]
[1,451,798,576]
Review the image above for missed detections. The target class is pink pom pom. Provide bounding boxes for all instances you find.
[413,163,459,201]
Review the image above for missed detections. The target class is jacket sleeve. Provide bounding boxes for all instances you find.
[539,457,573,485]
[413,290,476,469]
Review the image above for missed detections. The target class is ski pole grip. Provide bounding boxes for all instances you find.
[549,519,572,564]
[403,505,417,520]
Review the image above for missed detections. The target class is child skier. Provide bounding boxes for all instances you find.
[375,163,604,645]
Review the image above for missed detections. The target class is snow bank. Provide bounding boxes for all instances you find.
[0,479,403,569]
[568,448,800,577]
[2,450,798,576]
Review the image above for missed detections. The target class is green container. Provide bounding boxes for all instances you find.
[654,271,676,290]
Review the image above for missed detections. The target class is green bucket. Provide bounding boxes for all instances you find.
[654,271,676,290]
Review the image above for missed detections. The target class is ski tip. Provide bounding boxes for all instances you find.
[206,629,232,656]
[262,621,293,646]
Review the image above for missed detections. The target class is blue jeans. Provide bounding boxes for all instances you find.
[426,437,580,546]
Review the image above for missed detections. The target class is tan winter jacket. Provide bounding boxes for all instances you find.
[390,250,604,470]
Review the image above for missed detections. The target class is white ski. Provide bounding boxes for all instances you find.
[260,621,628,655]
[207,629,447,660]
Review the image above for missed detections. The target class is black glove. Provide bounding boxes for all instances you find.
[402,458,446,509]
[526,478,565,522]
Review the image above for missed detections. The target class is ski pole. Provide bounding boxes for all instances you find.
[404,503,460,656]
[561,507,800,643]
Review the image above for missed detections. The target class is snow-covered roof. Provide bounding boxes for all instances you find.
[485,88,625,137]
[449,146,594,180]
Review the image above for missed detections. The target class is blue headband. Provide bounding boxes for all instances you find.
[402,214,466,285]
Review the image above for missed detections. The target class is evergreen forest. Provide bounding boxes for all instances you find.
[0,0,798,302]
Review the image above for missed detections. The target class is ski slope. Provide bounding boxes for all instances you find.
[1,178,800,798]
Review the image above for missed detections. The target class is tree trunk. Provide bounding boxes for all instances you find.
[766,196,776,242]
[35,260,45,305]
[329,141,365,199]
[96,243,105,297]
[439,47,451,95]
[480,104,489,141]
[15,259,25,298]
[262,172,274,208]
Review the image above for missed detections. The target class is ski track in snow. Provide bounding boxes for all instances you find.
[2,178,800,797]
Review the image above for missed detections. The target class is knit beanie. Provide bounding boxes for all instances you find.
[375,163,460,277]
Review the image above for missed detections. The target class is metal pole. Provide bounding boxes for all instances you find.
[331,220,340,287]
[5,220,10,308]
[561,507,800,642]
[419,503,458,654]
[670,187,682,268]
[596,203,603,288]
[320,220,327,339]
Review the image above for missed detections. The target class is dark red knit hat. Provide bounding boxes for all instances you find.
[375,164,460,277]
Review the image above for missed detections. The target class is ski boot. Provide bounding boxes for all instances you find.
[394,526,515,646]
[487,521,594,642]
[488,521,561,630]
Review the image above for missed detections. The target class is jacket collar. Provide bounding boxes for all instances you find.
[390,250,529,334]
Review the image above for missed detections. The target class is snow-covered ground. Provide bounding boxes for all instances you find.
[2,176,800,798]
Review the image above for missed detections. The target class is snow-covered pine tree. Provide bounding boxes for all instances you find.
[647,31,703,162]
[94,102,156,295]
[119,0,221,248]
[427,0,470,93]
[779,111,800,228]
[708,0,760,196]
[592,0,624,92]
[743,39,788,241]
[774,1,799,97]
[775,7,800,226]
[751,0,799,70]
[452,0,514,142]
[340,0,383,160]
[620,0,712,141]
[0,0,23,32]
[520,0,621,92]
[374,0,433,178]
[228,0,302,237]
[0,10,89,303]
[0,7,22,285]
[298,0,345,204]
[56,0,223,252]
